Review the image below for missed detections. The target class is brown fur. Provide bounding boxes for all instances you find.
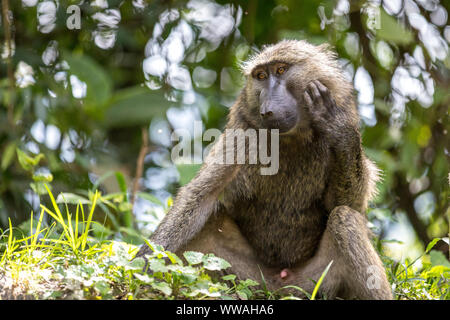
[136,40,391,299]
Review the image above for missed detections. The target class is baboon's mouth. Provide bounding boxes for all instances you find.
[262,116,297,134]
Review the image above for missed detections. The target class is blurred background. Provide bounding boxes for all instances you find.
[0,0,449,261]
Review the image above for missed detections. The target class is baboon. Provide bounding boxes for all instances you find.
[136,40,393,300]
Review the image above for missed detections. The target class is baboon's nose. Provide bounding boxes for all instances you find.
[260,110,273,118]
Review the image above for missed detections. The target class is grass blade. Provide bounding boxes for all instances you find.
[32,209,44,247]
[311,260,333,300]
[81,190,99,251]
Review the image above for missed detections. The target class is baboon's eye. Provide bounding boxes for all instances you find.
[256,71,267,80]
[277,66,286,75]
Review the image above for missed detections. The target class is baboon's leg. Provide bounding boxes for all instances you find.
[179,206,392,300]
[179,212,330,295]
[177,211,270,282]
[325,206,392,299]
[277,206,392,300]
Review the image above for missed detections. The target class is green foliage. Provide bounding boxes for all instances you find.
[386,253,450,300]
[0,0,448,301]
[1,188,449,300]
[64,52,113,110]
[16,149,53,196]
[104,87,171,128]
[375,9,414,45]
[0,188,260,299]
[310,260,333,300]
[380,238,450,300]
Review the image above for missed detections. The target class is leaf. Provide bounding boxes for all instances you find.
[424,265,450,278]
[56,193,90,205]
[187,288,221,298]
[32,173,53,182]
[202,254,231,271]
[179,273,197,285]
[279,285,311,299]
[374,98,391,116]
[133,273,153,284]
[239,279,259,287]
[222,274,236,281]
[104,86,170,128]
[151,281,172,296]
[118,202,133,212]
[165,251,181,264]
[1,141,16,170]
[30,182,50,196]
[94,280,111,296]
[183,251,204,265]
[237,290,249,300]
[429,250,450,268]
[149,259,168,273]
[425,238,441,253]
[64,52,112,108]
[375,9,414,45]
[176,163,202,186]
[115,172,128,199]
[137,192,163,206]
[91,222,112,239]
[16,149,44,172]
[125,257,146,271]
[44,291,62,299]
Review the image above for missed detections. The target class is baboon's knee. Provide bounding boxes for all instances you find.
[326,206,392,299]
[327,206,367,245]
[328,205,365,226]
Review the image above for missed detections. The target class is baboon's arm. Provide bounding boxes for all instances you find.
[144,134,240,253]
[325,123,367,212]
[304,80,368,212]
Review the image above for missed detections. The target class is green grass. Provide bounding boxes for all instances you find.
[0,188,448,300]
[381,239,450,300]
[0,188,266,300]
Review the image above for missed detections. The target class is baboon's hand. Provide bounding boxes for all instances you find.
[303,80,352,139]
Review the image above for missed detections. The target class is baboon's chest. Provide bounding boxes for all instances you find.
[226,142,329,211]
[223,143,330,267]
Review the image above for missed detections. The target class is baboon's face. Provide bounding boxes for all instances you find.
[249,62,301,134]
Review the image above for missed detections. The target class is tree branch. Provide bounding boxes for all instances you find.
[131,127,149,207]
